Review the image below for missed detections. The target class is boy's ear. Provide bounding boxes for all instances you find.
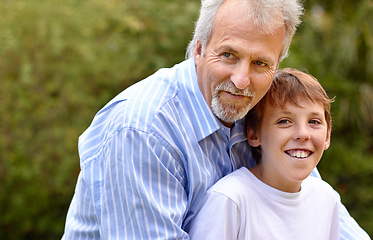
[324,128,331,150]
[247,127,261,147]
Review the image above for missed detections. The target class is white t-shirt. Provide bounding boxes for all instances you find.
[188,167,340,240]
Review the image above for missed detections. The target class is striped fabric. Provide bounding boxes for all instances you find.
[62,58,370,239]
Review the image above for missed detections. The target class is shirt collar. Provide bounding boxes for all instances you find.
[179,58,221,141]
[231,118,247,143]
[179,58,249,144]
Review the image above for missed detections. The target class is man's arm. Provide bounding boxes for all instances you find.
[63,127,190,239]
[338,203,371,240]
[310,169,371,239]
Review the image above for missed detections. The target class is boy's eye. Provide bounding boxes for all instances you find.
[277,119,290,124]
[309,119,321,125]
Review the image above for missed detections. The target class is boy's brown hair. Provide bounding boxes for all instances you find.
[247,68,334,163]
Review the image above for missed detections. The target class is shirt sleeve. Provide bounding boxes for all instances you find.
[188,191,241,240]
[338,202,371,240]
[66,127,190,239]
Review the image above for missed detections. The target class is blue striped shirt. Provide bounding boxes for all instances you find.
[62,58,370,239]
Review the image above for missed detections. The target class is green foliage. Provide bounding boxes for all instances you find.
[281,0,373,236]
[1,0,372,238]
[0,0,199,239]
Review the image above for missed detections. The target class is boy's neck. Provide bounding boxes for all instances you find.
[249,164,302,193]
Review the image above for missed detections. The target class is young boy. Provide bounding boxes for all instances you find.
[188,68,340,239]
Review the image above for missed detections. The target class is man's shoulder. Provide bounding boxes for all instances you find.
[78,59,203,163]
[93,61,191,131]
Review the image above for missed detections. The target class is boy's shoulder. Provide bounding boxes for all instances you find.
[302,176,341,202]
[207,167,255,204]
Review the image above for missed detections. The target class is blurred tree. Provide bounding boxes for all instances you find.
[0,0,199,239]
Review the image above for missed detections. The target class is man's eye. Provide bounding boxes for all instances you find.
[255,61,267,67]
[222,52,234,59]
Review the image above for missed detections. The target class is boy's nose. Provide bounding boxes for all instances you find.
[294,125,310,141]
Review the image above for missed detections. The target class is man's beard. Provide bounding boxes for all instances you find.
[211,82,255,124]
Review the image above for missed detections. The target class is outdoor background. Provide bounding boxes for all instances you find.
[0,0,372,239]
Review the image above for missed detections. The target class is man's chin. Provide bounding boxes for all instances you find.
[211,97,252,125]
[213,107,249,126]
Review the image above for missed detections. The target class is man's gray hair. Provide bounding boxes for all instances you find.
[186,0,303,62]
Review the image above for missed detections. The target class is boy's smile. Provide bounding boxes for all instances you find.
[285,149,312,159]
[248,97,331,193]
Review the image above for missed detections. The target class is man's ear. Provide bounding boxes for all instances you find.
[247,127,261,147]
[194,40,203,63]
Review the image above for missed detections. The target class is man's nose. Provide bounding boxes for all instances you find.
[230,63,251,89]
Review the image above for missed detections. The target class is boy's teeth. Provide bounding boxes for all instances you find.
[288,150,310,158]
